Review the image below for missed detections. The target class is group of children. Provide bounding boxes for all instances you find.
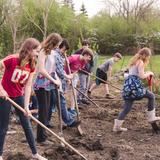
[0,32,159,160]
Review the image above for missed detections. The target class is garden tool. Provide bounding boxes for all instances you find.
[80,69,122,91]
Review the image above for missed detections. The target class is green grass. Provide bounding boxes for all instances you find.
[96,55,160,76]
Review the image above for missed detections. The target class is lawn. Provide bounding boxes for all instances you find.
[95,55,160,76]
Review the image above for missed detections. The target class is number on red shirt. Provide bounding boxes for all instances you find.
[11,68,30,84]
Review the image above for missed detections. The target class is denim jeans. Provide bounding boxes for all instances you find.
[0,97,37,155]
[77,72,90,100]
[35,89,50,142]
[52,89,75,125]
[118,90,155,120]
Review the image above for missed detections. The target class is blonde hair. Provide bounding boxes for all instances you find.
[129,47,151,67]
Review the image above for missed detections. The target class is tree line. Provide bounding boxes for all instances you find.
[1,0,160,58]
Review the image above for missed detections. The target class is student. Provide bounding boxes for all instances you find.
[65,48,93,109]
[73,39,94,105]
[47,39,80,128]
[0,38,47,160]
[34,33,62,144]
[113,48,160,132]
[88,52,122,99]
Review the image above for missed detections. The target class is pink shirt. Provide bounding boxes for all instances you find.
[65,55,86,74]
[1,55,35,97]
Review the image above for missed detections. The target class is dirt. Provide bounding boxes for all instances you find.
[3,83,160,160]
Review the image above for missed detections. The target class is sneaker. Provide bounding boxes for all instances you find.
[67,120,81,128]
[32,153,48,160]
[0,156,3,160]
[81,99,90,105]
[105,94,115,99]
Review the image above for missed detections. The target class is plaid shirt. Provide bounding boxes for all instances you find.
[54,49,65,79]
[54,49,66,91]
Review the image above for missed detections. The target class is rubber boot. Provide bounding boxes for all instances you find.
[113,119,127,132]
[147,109,160,123]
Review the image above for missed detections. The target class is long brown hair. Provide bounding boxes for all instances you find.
[19,38,40,69]
[129,47,151,67]
[41,33,62,55]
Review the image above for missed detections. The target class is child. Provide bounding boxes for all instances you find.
[34,34,80,144]
[65,48,93,109]
[0,38,47,160]
[73,39,94,105]
[113,47,160,132]
[47,39,80,128]
[88,52,122,99]
[34,33,62,144]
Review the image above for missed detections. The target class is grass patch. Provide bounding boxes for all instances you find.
[96,55,160,76]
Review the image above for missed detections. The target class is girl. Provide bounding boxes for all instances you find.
[0,38,47,160]
[113,48,160,132]
[34,33,62,144]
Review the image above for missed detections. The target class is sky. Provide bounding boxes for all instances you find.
[73,0,105,17]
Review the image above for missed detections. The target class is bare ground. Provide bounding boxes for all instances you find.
[3,83,160,160]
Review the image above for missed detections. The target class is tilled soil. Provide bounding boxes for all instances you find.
[3,84,160,160]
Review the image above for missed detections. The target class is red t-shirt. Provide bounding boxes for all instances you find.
[65,55,86,74]
[1,55,35,97]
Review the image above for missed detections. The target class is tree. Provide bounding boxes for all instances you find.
[5,0,26,53]
[61,0,74,10]
[103,0,157,33]
[23,0,57,39]
[80,3,88,16]
[0,0,6,26]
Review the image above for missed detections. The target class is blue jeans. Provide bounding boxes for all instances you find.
[77,72,90,100]
[0,97,37,155]
[118,90,155,120]
[52,89,75,125]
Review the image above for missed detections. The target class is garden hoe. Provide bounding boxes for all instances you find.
[80,69,122,91]
[74,87,100,108]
